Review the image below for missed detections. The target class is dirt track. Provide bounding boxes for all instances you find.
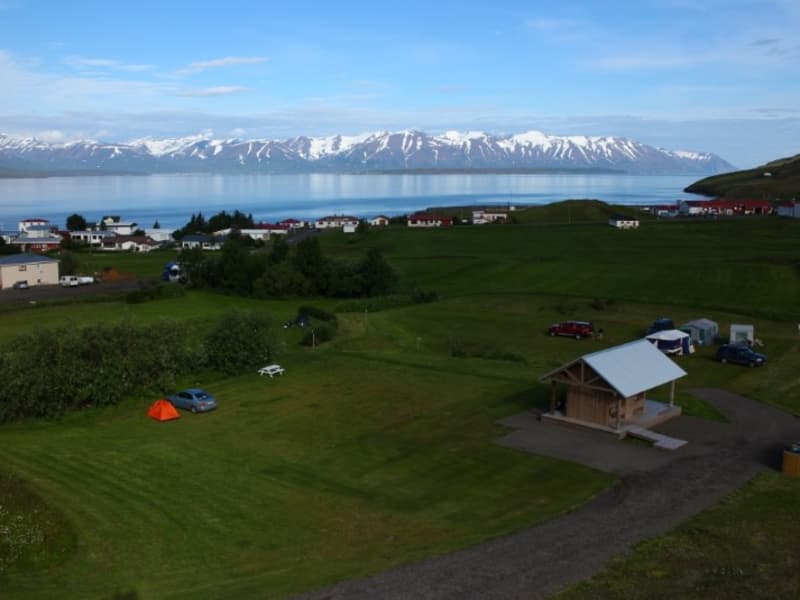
[294,389,800,600]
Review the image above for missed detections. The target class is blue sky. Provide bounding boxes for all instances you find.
[0,0,798,166]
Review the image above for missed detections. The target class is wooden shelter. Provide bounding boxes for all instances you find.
[540,339,687,433]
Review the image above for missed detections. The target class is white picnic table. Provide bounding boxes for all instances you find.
[258,364,285,377]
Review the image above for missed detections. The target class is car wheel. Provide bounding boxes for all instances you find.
[720,357,727,364]
[191,406,198,414]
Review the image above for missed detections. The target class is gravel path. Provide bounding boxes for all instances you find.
[294,388,800,600]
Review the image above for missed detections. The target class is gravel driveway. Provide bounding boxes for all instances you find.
[293,389,800,600]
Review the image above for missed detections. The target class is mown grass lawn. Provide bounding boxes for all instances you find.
[0,346,610,599]
[2,216,800,598]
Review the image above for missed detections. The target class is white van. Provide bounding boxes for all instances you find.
[59,275,79,287]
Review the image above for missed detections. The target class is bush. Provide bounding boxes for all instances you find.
[296,305,338,346]
[125,283,186,304]
[204,311,275,375]
[0,320,198,422]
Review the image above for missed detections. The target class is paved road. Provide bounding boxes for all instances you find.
[294,389,800,600]
[0,278,150,305]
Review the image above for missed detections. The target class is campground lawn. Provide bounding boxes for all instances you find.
[2,215,800,598]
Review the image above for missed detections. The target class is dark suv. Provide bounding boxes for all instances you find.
[715,344,766,367]
[548,321,594,339]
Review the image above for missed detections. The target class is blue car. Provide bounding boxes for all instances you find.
[167,388,217,413]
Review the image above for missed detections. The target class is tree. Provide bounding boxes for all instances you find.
[133,228,145,237]
[356,219,368,233]
[66,213,87,231]
[59,252,79,276]
[152,220,161,229]
[267,235,289,265]
[358,249,397,296]
[204,312,275,375]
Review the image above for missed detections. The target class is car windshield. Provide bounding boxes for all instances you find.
[196,393,210,400]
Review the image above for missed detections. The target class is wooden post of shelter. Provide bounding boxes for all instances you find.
[550,380,557,414]
[669,380,675,406]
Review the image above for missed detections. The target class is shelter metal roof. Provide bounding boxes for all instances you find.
[580,339,687,398]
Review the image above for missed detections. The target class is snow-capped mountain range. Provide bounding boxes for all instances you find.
[0,130,734,175]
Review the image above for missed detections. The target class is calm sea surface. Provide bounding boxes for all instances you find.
[0,173,702,229]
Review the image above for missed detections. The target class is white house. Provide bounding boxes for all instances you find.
[608,215,640,229]
[343,223,357,234]
[777,201,800,218]
[369,215,390,227]
[314,215,360,229]
[472,209,507,225]
[101,235,159,252]
[11,226,64,252]
[70,230,115,247]
[213,227,272,241]
[18,218,50,233]
[144,228,175,243]
[98,216,137,235]
[180,234,222,250]
[0,253,59,289]
[279,218,307,229]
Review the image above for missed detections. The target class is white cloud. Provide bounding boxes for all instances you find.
[177,56,268,75]
[64,55,155,72]
[175,86,249,97]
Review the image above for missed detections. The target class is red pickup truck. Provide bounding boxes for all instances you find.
[548,320,594,339]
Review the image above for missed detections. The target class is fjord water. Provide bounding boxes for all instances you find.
[0,173,701,228]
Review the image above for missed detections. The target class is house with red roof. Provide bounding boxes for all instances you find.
[679,199,773,217]
[407,213,452,228]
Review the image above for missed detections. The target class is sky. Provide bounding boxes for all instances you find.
[0,0,799,167]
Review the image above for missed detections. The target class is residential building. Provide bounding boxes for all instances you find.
[407,213,452,228]
[101,235,159,252]
[70,230,115,247]
[97,216,137,235]
[278,218,307,229]
[0,253,59,289]
[608,215,640,229]
[777,201,800,218]
[369,215,390,227]
[144,228,176,243]
[472,209,508,225]
[180,234,222,250]
[314,215,360,229]
[18,218,49,233]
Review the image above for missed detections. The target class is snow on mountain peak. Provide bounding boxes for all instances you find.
[128,133,211,156]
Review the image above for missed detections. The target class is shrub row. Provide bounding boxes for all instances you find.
[0,311,275,422]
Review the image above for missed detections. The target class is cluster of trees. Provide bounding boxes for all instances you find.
[173,210,254,239]
[0,312,275,423]
[179,234,397,298]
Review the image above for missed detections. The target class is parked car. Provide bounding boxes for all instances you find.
[166,388,218,413]
[548,320,594,339]
[715,344,766,367]
[77,275,95,285]
[12,280,29,290]
[646,317,675,335]
[59,275,79,287]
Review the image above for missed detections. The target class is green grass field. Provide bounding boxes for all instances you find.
[2,215,800,598]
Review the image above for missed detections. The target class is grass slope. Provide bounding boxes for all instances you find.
[1,217,800,597]
[686,153,800,200]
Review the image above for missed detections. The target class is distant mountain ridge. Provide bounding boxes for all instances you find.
[0,130,735,175]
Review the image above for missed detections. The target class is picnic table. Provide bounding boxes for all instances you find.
[258,364,285,377]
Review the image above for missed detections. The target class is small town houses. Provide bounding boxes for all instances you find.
[472,209,508,225]
[777,201,800,218]
[679,199,773,216]
[608,215,640,229]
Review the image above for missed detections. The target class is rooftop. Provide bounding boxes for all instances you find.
[0,253,59,265]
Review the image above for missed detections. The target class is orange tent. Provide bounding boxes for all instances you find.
[148,399,180,422]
